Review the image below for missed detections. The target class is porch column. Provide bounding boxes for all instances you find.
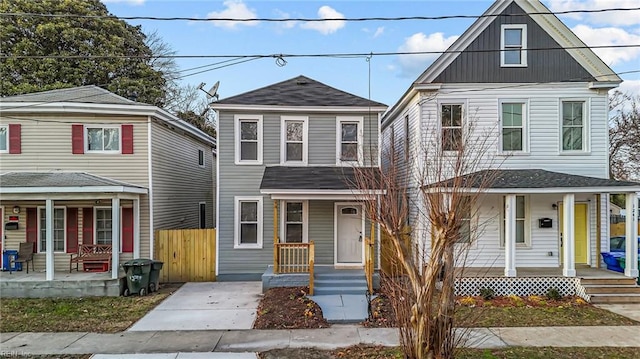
[562,193,576,277]
[504,194,517,277]
[624,192,639,278]
[45,199,54,281]
[133,198,141,259]
[111,198,120,279]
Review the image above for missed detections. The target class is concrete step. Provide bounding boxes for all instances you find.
[313,286,369,295]
[584,285,640,294]
[580,278,638,286]
[589,294,640,304]
[314,279,366,287]
[315,273,366,281]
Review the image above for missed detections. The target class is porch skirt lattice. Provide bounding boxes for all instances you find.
[455,277,588,300]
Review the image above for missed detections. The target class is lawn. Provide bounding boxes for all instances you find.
[0,283,181,333]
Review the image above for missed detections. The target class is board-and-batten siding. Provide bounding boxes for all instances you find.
[151,122,215,230]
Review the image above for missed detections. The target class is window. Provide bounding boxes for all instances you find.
[0,125,7,152]
[235,196,263,248]
[39,207,65,252]
[502,195,528,246]
[501,24,527,67]
[404,115,410,160]
[441,104,463,151]
[198,149,205,167]
[458,197,472,243]
[337,117,363,164]
[86,126,120,152]
[501,102,526,152]
[234,115,263,164]
[199,202,206,229]
[281,117,308,164]
[561,101,586,152]
[283,201,308,243]
[341,207,358,215]
[95,208,112,245]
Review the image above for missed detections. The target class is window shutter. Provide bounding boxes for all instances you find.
[66,208,79,254]
[82,208,93,244]
[121,124,134,154]
[72,124,84,154]
[8,124,21,154]
[122,207,134,253]
[26,208,38,253]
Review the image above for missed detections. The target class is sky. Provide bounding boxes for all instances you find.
[101,0,640,107]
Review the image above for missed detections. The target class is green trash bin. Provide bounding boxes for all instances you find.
[616,257,640,285]
[148,260,164,293]
[122,259,153,296]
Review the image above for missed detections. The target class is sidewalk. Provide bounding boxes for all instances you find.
[1,326,639,356]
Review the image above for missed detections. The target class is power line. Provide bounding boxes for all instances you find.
[1,7,639,22]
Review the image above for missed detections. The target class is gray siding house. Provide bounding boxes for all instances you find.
[212,76,387,281]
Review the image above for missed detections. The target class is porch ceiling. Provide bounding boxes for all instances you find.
[0,172,148,195]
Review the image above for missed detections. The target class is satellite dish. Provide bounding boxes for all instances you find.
[206,81,220,100]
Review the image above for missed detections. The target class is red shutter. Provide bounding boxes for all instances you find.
[66,208,79,253]
[26,208,38,253]
[8,124,21,154]
[72,124,84,154]
[122,207,134,253]
[82,208,93,244]
[121,124,134,154]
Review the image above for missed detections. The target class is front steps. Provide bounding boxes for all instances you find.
[581,277,640,304]
[313,271,368,296]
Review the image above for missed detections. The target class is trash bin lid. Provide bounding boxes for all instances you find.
[123,258,154,266]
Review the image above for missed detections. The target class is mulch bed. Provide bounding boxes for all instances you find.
[253,287,330,329]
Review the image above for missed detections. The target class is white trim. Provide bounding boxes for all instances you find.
[84,124,122,154]
[147,116,155,260]
[498,99,529,154]
[280,116,309,166]
[0,124,8,153]
[557,201,592,267]
[500,24,528,67]
[500,195,531,248]
[334,202,365,266]
[234,196,263,249]
[336,116,364,166]
[94,206,126,251]
[198,201,206,229]
[212,103,387,113]
[559,99,590,154]
[234,115,263,165]
[437,100,466,152]
[1,186,147,194]
[215,109,220,275]
[269,194,378,201]
[425,186,640,194]
[280,200,309,243]
[133,198,140,259]
[37,205,66,253]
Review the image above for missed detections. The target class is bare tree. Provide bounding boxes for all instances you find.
[609,91,640,181]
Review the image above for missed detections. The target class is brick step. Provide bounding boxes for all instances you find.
[583,285,640,294]
[313,286,369,296]
[589,294,640,304]
[580,278,638,286]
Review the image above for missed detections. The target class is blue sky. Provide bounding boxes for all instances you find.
[102,0,640,107]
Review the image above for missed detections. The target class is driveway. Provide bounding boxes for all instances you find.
[128,282,262,331]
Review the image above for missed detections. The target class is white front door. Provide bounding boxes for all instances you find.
[336,204,363,264]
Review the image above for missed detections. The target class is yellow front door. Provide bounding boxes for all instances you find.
[559,203,589,264]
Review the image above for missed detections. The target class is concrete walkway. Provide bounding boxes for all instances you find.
[595,304,640,322]
[309,295,369,323]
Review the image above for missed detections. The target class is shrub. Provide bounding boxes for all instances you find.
[546,287,562,301]
[479,287,495,300]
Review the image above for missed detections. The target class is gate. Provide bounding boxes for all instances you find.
[155,229,216,282]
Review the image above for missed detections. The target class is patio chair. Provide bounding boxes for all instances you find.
[13,242,35,274]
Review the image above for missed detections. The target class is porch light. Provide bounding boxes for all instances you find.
[552,204,558,210]
[12,206,20,214]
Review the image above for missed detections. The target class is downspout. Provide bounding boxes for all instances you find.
[147,116,155,260]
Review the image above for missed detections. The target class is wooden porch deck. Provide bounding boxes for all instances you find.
[457,266,627,279]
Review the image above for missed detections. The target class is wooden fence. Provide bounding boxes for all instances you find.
[155,229,216,282]
[610,222,640,237]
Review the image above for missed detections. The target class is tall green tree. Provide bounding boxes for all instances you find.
[0,0,165,106]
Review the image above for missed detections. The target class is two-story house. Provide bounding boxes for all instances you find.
[211,76,387,289]
[381,0,639,298]
[0,86,216,285]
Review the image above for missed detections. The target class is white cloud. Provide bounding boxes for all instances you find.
[546,0,640,27]
[617,79,640,97]
[397,32,459,77]
[101,0,144,4]
[571,25,640,66]
[274,9,296,29]
[373,27,385,39]
[206,0,258,29]
[300,6,345,35]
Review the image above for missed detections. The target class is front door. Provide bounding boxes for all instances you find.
[559,203,589,264]
[336,204,363,264]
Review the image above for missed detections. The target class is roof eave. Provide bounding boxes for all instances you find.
[211,104,387,113]
[0,186,149,194]
[423,186,640,194]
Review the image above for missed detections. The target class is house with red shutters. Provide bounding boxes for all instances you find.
[0,86,216,284]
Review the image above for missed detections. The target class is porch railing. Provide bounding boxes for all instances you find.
[273,241,315,295]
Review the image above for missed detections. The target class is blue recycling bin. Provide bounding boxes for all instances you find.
[2,250,22,271]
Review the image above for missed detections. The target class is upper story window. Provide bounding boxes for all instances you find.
[198,149,205,167]
[281,116,308,165]
[501,24,527,67]
[234,115,263,165]
[441,104,463,151]
[39,207,66,252]
[0,125,7,153]
[500,102,527,152]
[336,116,363,165]
[561,101,587,152]
[86,126,120,153]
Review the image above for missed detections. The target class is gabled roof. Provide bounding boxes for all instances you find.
[0,172,147,194]
[214,75,387,109]
[1,85,137,105]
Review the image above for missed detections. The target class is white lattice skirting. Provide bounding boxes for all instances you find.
[456,277,589,300]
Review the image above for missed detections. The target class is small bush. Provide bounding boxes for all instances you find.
[546,287,562,301]
[479,287,495,300]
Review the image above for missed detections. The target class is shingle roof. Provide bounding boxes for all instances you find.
[260,166,381,190]
[216,75,387,108]
[0,172,145,189]
[0,86,138,105]
[433,169,640,189]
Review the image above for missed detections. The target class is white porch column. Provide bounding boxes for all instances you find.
[504,194,517,277]
[45,199,54,281]
[625,192,638,278]
[111,198,121,279]
[562,193,576,277]
[133,198,141,259]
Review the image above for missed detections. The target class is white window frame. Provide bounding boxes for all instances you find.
[559,99,589,154]
[234,115,263,165]
[501,24,527,67]
[198,149,205,167]
[37,206,67,253]
[85,125,121,153]
[234,196,263,249]
[438,101,465,152]
[280,200,309,243]
[500,195,531,247]
[199,202,206,229]
[499,100,529,154]
[94,206,114,246]
[280,116,309,166]
[0,125,8,153]
[403,115,410,161]
[336,116,364,166]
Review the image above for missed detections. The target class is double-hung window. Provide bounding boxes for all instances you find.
[0,125,7,153]
[235,196,263,248]
[235,115,263,164]
[561,101,586,152]
[501,24,527,67]
[501,102,526,152]
[86,126,120,152]
[281,116,308,165]
[337,117,363,164]
[441,104,463,151]
[282,201,307,243]
[457,196,472,243]
[39,207,66,252]
[501,195,528,246]
[95,208,113,245]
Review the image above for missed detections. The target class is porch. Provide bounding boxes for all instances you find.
[0,270,125,297]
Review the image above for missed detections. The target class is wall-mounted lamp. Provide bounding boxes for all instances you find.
[552,203,558,210]
[95,200,101,204]
[12,206,20,214]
